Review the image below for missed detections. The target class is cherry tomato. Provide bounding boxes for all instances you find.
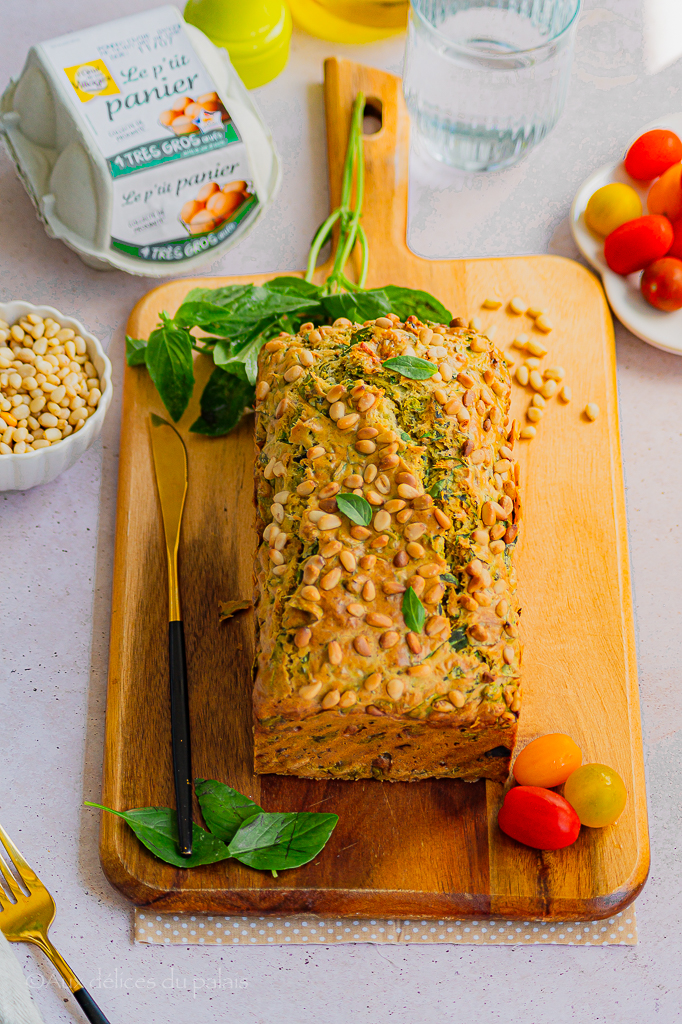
[647,163,682,221]
[513,734,582,788]
[497,786,581,850]
[585,183,642,237]
[666,217,682,259]
[563,764,627,827]
[641,257,682,311]
[604,215,673,275]
[625,129,682,180]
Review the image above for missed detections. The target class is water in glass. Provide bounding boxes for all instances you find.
[403,0,581,171]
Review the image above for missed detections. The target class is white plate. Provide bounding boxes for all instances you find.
[570,113,682,356]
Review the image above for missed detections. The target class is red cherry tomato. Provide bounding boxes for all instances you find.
[498,786,581,850]
[641,257,682,311]
[604,215,673,275]
[625,129,682,180]
[666,217,682,259]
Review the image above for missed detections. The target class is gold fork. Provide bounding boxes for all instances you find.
[0,821,112,1024]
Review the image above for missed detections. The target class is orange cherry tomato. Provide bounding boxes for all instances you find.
[498,787,581,850]
[625,129,682,180]
[647,163,682,221]
[513,734,583,788]
[604,215,673,275]
[641,257,682,311]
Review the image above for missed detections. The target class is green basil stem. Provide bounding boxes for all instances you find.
[305,91,366,291]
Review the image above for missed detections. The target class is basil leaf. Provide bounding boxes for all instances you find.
[381,285,452,325]
[125,335,147,366]
[195,778,264,844]
[337,493,373,526]
[440,572,458,584]
[382,356,437,380]
[190,367,254,437]
[182,284,254,308]
[449,628,468,652]
[175,286,319,336]
[84,803,230,868]
[213,323,273,384]
[226,811,338,872]
[402,587,426,633]
[266,276,323,299]
[321,289,392,323]
[145,316,194,422]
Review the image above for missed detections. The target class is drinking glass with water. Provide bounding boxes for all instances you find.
[403,0,581,171]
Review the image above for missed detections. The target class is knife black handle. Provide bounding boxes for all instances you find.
[169,620,193,856]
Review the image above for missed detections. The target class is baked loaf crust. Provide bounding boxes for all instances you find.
[252,314,522,782]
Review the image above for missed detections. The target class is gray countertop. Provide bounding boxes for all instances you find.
[1,1,681,1021]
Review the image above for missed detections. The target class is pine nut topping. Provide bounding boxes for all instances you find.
[357,393,377,412]
[329,401,346,420]
[319,482,340,499]
[397,483,419,500]
[433,508,451,529]
[350,526,372,540]
[344,474,363,488]
[295,627,311,648]
[337,413,360,430]
[321,568,342,590]
[284,365,304,382]
[380,631,399,649]
[357,426,379,439]
[449,689,466,708]
[340,550,356,571]
[417,563,441,578]
[406,541,425,559]
[365,672,382,691]
[348,603,365,617]
[321,540,342,558]
[326,384,346,403]
[366,612,393,628]
[297,479,316,495]
[319,514,342,531]
[299,682,322,700]
[503,645,515,664]
[339,691,357,708]
[307,445,325,460]
[328,641,342,665]
[362,580,376,601]
[406,632,421,654]
[404,522,427,542]
[374,510,391,532]
[301,585,321,602]
[356,439,376,454]
[387,679,404,701]
[424,583,445,604]
[354,636,372,657]
[322,690,341,709]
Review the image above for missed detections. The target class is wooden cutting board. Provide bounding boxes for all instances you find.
[101,58,649,919]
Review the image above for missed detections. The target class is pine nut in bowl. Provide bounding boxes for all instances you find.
[0,302,112,491]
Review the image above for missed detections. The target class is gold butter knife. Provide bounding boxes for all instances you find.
[149,413,193,856]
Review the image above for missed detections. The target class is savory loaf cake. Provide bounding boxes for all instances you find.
[252,313,522,782]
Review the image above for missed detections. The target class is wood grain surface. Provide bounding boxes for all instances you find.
[101,59,649,919]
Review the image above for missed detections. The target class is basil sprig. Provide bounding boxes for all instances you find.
[382,355,438,381]
[402,586,426,633]
[337,493,373,526]
[85,778,338,876]
[125,92,452,433]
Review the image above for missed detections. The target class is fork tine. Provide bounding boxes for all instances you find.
[0,822,40,892]
[0,846,25,903]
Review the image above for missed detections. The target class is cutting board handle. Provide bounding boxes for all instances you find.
[323,58,410,276]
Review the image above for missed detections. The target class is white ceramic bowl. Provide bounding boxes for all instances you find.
[0,301,113,491]
[570,112,682,356]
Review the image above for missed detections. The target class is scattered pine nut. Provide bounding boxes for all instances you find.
[540,379,558,399]
[509,296,527,314]
[515,365,529,386]
[526,338,548,357]
[544,366,565,381]
[584,402,600,421]
[512,333,529,349]
[469,316,482,330]
[531,393,546,409]
[482,298,502,309]
[559,384,572,403]
[524,357,541,369]
[534,315,553,333]
[526,307,543,319]
[520,425,537,439]
[529,369,544,391]
[485,324,498,340]
[527,406,543,422]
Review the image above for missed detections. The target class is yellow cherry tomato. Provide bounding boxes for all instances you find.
[512,733,582,788]
[585,183,642,237]
[563,763,627,827]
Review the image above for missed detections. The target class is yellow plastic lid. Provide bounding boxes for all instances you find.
[184,0,292,89]
[288,0,406,43]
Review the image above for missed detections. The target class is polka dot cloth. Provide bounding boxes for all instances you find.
[134,907,637,946]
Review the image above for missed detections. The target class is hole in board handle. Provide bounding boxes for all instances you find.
[363,98,383,136]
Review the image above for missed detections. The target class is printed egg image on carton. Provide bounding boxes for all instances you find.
[0,6,280,276]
